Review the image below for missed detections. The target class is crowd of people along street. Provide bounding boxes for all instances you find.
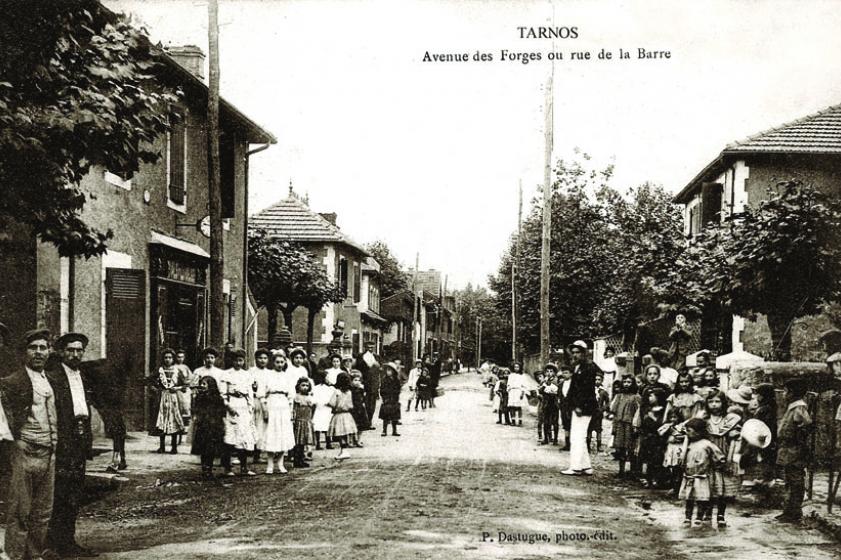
[0,323,452,560]
[481,340,821,529]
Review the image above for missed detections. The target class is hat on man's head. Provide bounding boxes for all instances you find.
[568,340,588,352]
[784,377,809,398]
[23,328,50,347]
[544,363,559,373]
[55,332,89,350]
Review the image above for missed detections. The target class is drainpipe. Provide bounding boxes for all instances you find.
[242,143,271,347]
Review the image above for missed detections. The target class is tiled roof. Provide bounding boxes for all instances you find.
[250,195,369,255]
[674,103,841,203]
[725,103,841,154]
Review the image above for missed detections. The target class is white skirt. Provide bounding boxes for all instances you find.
[224,396,256,450]
[263,394,295,453]
[313,404,332,432]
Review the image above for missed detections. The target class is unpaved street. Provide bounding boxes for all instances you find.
[72,374,841,560]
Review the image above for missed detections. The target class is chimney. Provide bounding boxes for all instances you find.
[166,45,206,81]
[319,212,338,226]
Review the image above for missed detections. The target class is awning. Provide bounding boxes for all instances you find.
[150,231,210,259]
[361,309,389,325]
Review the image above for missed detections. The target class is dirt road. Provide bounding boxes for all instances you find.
[69,373,841,560]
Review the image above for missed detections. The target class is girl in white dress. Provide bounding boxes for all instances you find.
[250,348,272,464]
[261,352,296,473]
[506,363,526,426]
[287,348,311,384]
[219,348,257,476]
[312,376,335,450]
[324,354,344,387]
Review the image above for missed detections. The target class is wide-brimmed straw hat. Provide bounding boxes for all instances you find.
[726,385,754,405]
[741,418,772,449]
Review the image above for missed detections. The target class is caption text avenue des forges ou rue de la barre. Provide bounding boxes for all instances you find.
[481,530,619,545]
[422,48,671,64]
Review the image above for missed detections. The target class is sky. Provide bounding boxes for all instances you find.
[109,0,841,289]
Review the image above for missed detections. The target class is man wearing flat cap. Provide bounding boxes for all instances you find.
[45,332,98,557]
[1,329,60,560]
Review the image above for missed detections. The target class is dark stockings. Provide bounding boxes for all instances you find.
[158,434,178,453]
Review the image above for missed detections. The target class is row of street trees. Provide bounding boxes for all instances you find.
[490,153,841,361]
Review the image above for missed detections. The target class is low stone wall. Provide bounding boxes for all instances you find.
[730,361,841,463]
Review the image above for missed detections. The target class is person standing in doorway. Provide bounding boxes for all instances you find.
[46,333,99,557]
[2,329,60,560]
[561,340,599,476]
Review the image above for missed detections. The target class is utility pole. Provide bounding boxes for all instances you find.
[476,317,482,369]
[208,0,225,346]
[539,65,554,365]
[512,180,522,363]
[441,274,447,358]
[411,252,419,361]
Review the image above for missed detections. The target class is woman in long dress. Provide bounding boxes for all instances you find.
[260,352,296,474]
[378,363,402,436]
[250,348,272,464]
[287,347,311,383]
[219,348,257,476]
[506,362,526,426]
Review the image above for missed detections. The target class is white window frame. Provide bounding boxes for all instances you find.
[166,126,188,214]
[104,170,132,190]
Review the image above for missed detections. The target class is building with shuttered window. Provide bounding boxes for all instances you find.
[0,46,275,430]
[250,187,386,357]
[673,103,841,360]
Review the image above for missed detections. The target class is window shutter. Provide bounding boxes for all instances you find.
[701,182,723,226]
[169,124,186,205]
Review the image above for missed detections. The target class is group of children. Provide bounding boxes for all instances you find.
[152,346,408,478]
[486,353,814,528]
[405,358,435,411]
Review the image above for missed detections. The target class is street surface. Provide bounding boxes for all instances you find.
[57,375,841,559]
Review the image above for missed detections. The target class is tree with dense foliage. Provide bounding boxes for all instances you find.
[490,154,618,352]
[0,0,179,257]
[247,229,344,350]
[453,283,511,364]
[365,240,408,299]
[661,181,841,360]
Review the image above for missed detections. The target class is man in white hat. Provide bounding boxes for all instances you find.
[562,340,600,476]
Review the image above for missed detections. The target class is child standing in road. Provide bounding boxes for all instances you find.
[679,418,726,527]
[707,390,745,526]
[494,370,510,425]
[175,349,194,439]
[588,372,611,452]
[638,388,668,488]
[312,376,334,450]
[534,371,546,442]
[416,368,432,411]
[558,365,574,449]
[327,372,357,460]
[156,348,185,454]
[775,378,813,523]
[292,377,315,468]
[540,366,560,445]
[608,374,640,477]
[191,376,227,478]
[350,372,369,446]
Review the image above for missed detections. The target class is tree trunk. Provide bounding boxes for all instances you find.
[767,311,794,362]
[266,302,278,342]
[279,304,295,335]
[306,307,317,356]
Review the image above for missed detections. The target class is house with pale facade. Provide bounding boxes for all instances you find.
[250,188,386,356]
[673,103,841,360]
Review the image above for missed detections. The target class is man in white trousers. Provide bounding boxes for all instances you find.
[561,340,600,476]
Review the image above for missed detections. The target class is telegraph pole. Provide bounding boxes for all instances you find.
[512,180,522,363]
[539,66,554,365]
[411,252,419,361]
[208,0,225,346]
[476,317,483,369]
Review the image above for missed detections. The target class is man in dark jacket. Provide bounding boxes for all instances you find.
[355,342,382,424]
[45,332,98,557]
[561,340,600,476]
